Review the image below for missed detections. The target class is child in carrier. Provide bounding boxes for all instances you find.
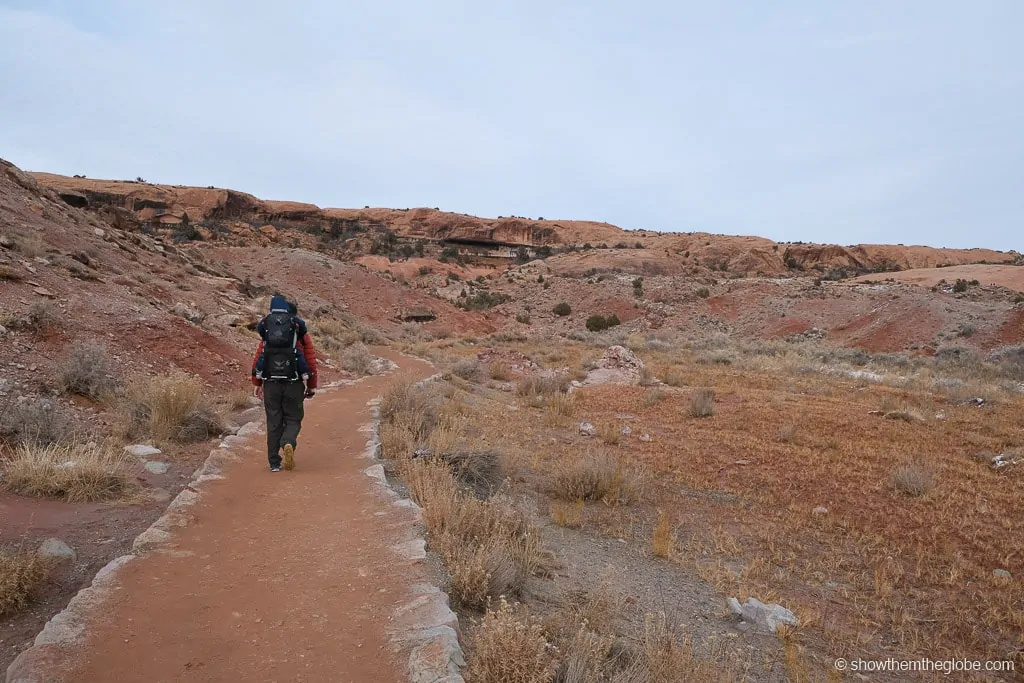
[254,297,311,383]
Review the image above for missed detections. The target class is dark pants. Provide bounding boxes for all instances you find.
[263,380,305,467]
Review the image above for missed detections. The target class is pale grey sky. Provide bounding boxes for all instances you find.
[1,1,1021,250]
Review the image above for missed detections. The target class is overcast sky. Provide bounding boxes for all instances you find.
[1,2,1020,250]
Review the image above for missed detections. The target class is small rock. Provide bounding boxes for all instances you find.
[38,538,76,564]
[33,286,55,298]
[93,228,106,238]
[621,425,633,436]
[125,444,162,457]
[0,324,7,335]
[639,433,652,442]
[144,461,171,475]
[993,569,1012,581]
[579,422,597,437]
[812,506,829,516]
[731,597,799,633]
[734,459,751,466]
[499,382,514,392]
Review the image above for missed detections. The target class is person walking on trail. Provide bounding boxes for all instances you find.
[251,295,318,472]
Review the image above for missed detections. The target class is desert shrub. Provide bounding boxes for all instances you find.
[597,422,621,445]
[489,361,511,381]
[0,441,135,502]
[340,342,373,376]
[0,265,23,281]
[380,376,438,441]
[0,396,72,446]
[642,388,665,406]
[779,424,797,443]
[57,341,117,399]
[953,279,969,293]
[690,388,715,418]
[615,613,723,682]
[449,358,484,382]
[518,374,571,398]
[695,287,711,299]
[585,313,622,333]
[695,349,736,366]
[553,302,571,317]
[464,598,557,683]
[121,372,224,443]
[891,461,935,497]
[516,312,532,325]
[989,346,1024,380]
[0,543,53,617]
[7,302,63,333]
[550,452,646,505]
[663,367,686,387]
[459,291,511,311]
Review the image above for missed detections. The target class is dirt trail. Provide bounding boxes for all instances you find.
[29,353,433,683]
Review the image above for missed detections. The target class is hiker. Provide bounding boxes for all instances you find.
[251,295,318,472]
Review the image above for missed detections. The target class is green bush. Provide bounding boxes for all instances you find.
[585,313,622,332]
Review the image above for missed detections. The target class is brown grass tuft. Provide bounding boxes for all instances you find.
[120,372,224,443]
[689,388,715,418]
[651,510,674,559]
[0,543,53,617]
[891,461,935,497]
[464,598,558,683]
[778,423,798,443]
[597,422,621,446]
[489,361,512,381]
[0,441,136,502]
[340,342,374,376]
[550,452,646,505]
[663,367,686,387]
[551,499,583,528]
[518,374,571,398]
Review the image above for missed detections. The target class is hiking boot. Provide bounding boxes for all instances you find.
[283,444,295,471]
[270,465,281,472]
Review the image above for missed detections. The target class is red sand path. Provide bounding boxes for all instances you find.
[44,353,432,683]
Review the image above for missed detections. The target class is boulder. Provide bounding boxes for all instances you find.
[38,538,76,564]
[144,461,171,475]
[579,422,597,437]
[125,444,162,457]
[581,345,646,386]
[729,597,799,633]
[171,302,205,324]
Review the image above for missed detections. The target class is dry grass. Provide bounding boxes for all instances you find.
[340,342,373,376]
[778,423,798,443]
[551,499,583,528]
[489,361,512,381]
[449,358,484,382]
[890,461,935,497]
[642,388,665,406]
[223,387,254,411]
[0,441,136,502]
[120,372,224,443]
[518,374,571,398]
[0,543,53,617]
[549,452,646,505]
[651,510,674,559]
[544,393,577,426]
[597,422,621,445]
[405,457,545,608]
[464,598,558,683]
[662,367,686,387]
[689,388,715,418]
[0,265,23,281]
[57,340,117,399]
[615,613,733,682]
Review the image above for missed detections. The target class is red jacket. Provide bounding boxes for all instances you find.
[251,335,318,389]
